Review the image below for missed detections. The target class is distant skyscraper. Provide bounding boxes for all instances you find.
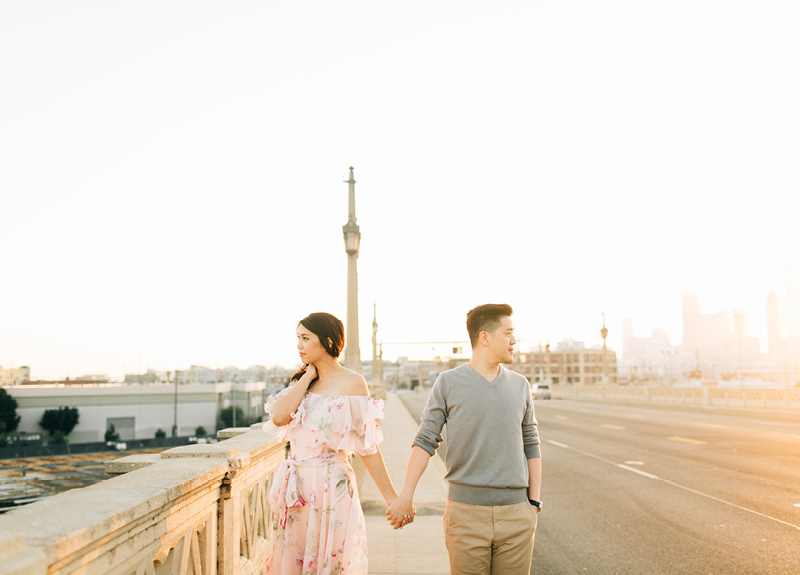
[766,289,784,356]
[733,308,750,363]
[733,308,750,340]
[682,293,701,353]
[699,310,731,361]
[786,264,800,358]
[621,318,635,360]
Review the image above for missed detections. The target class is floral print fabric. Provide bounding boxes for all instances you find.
[262,389,384,575]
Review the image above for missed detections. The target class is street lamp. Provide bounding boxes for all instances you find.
[600,313,609,384]
[344,225,360,254]
[342,167,362,372]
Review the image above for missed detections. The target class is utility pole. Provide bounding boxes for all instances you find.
[545,338,552,385]
[695,349,700,380]
[172,370,178,437]
[601,313,609,384]
[372,302,382,383]
[233,375,239,427]
[538,340,544,384]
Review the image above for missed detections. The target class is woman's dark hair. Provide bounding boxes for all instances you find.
[290,312,345,383]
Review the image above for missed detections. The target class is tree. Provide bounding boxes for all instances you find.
[50,430,67,444]
[155,428,167,439]
[39,406,80,437]
[105,423,121,443]
[0,388,20,435]
[195,425,207,437]
[220,406,245,429]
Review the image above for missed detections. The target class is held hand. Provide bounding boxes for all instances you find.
[386,495,416,529]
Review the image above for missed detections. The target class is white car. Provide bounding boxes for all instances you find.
[534,383,551,400]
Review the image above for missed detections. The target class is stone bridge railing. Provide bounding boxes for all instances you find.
[0,423,287,575]
[553,384,800,411]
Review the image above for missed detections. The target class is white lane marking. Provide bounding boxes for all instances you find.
[546,439,800,531]
[693,422,727,429]
[602,424,627,430]
[618,464,660,479]
[667,436,708,445]
[624,461,645,465]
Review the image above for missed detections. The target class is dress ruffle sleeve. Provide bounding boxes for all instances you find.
[279,394,385,456]
[262,386,293,441]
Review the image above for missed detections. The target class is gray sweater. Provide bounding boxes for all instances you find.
[412,363,541,506]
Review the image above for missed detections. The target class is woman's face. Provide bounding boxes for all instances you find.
[296,324,328,365]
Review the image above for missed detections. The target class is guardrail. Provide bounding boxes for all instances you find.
[552,384,800,411]
[0,423,287,575]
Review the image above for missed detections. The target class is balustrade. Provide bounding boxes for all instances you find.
[552,385,800,412]
[0,424,287,575]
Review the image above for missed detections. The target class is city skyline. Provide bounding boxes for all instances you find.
[8,272,797,381]
[2,2,798,380]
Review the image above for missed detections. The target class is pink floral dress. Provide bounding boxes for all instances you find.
[262,389,384,575]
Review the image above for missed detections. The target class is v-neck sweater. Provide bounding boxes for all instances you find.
[412,362,541,506]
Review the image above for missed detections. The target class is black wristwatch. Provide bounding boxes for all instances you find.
[529,499,543,511]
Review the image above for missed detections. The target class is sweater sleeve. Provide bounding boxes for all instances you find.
[411,374,447,456]
[522,387,541,459]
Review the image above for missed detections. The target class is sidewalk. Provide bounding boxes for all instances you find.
[355,392,450,575]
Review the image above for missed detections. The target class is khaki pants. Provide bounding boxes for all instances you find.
[443,500,537,575]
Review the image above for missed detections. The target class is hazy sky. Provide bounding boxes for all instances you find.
[2,1,798,380]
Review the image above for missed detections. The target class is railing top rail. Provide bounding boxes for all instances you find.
[0,427,285,575]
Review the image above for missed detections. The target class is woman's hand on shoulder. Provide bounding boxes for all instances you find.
[299,364,317,384]
[343,371,370,396]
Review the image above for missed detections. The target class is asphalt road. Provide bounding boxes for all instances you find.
[399,391,800,574]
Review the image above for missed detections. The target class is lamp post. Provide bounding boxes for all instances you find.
[343,167,362,372]
[171,370,178,438]
[661,350,678,384]
[600,313,609,384]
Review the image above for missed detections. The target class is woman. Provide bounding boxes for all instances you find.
[263,312,406,575]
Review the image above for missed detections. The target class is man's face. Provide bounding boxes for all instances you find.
[486,316,516,364]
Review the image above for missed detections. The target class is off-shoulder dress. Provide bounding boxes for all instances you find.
[262,388,384,575]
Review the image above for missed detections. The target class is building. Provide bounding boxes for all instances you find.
[0,366,31,386]
[512,339,618,385]
[618,320,682,380]
[766,289,784,356]
[733,308,762,361]
[124,369,164,384]
[170,364,288,385]
[119,364,292,386]
[362,355,470,391]
[680,293,763,370]
[621,318,638,360]
[3,381,268,442]
[681,293,701,354]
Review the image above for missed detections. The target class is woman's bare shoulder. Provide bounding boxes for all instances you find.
[341,370,370,396]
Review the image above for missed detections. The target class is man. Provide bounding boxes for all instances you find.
[387,303,542,575]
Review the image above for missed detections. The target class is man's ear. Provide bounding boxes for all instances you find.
[479,330,490,347]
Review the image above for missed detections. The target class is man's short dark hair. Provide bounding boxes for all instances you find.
[466,303,513,348]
